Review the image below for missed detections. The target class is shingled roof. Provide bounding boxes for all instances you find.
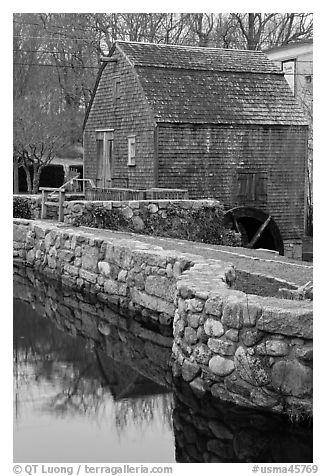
[114,41,308,126]
[85,41,308,128]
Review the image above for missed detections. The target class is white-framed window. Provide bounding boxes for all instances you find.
[281,59,296,95]
[128,135,136,166]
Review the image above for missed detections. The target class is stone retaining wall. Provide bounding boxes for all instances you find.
[13,219,197,328]
[14,265,172,388]
[13,196,241,247]
[63,198,209,228]
[172,262,313,419]
[63,198,240,247]
[13,218,313,418]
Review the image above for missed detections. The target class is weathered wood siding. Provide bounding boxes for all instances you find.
[157,124,307,240]
[84,50,156,189]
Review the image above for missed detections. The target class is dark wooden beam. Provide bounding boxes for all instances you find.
[153,125,159,187]
[247,216,271,248]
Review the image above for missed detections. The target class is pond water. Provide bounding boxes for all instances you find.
[13,266,313,463]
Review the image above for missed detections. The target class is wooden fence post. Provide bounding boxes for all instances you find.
[58,190,65,222]
[41,190,48,219]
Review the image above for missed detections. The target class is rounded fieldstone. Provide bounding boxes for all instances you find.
[184,326,198,345]
[208,338,236,356]
[193,343,213,365]
[148,203,159,213]
[295,345,313,361]
[131,215,145,231]
[189,377,206,397]
[121,206,133,219]
[187,298,205,313]
[222,296,243,329]
[250,388,279,408]
[204,296,223,317]
[209,355,235,376]
[204,318,224,337]
[256,340,289,356]
[182,359,200,382]
[187,313,200,328]
[241,329,264,347]
[98,261,111,278]
[271,360,312,397]
[234,346,271,386]
[225,329,239,342]
[117,269,128,282]
[72,203,82,213]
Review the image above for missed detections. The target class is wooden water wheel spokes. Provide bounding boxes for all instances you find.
[223,207,284,255]
[247,215,272,248]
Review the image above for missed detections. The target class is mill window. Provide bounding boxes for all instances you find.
[128,135,136,166]
[237,172,267,205]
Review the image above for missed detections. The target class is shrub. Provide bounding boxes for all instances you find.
[143,203,241,246]
[13,197,31,219]
[74,206,132,231]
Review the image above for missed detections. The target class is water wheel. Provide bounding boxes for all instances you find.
[224,206,284,254]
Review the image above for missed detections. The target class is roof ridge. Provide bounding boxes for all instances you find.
[134,63,283,75]
[115,40,265,54]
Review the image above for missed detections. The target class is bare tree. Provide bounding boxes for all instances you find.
[14,95,68,193]
[230,13,313,50]
[187,13,215,46]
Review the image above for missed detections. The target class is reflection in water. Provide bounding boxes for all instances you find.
[13,265,312,463]
[13,295,174,463]
[173,378,312,463]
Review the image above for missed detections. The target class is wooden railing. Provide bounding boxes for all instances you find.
[145,188,189,200]
[70,178,95,194]
[85,187,145,201]
[40,187,66,222]
[48,174,80,196]
[73,182,189,201]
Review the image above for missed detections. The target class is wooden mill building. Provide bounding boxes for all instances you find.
[83,41,309,256]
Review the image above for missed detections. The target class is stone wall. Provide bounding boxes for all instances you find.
[172,261,313,419]
[13,218,313,418]
[283,239,303,261]
[13,197,241,247]
[14,264,312,462]
[14,264,172,388]
[13,194,42,219]
[62,198,240,247]
[13,219,197,329]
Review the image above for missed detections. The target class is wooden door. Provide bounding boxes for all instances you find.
[96,130,114,188]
